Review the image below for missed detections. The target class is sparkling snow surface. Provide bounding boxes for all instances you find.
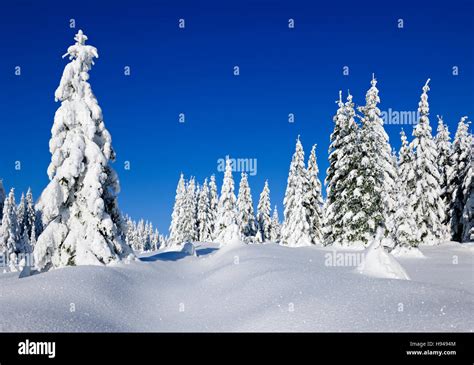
[0,241,472,332]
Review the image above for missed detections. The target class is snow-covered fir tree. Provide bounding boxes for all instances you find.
[194,183,201,236]
[0,179,5,223]
[16,193,28,247]
[16,192,32,254]
[356,75,396,244]
[435,116,452,226]
[236,172,257,242]
[448,117,472,241]
[384,149,400,242]
[34,31,133,270]
[208,174,219,241]
[145,221,153,251]
[305,144,324,244]
[393,130,420,248]
[136,220,146,251]
[181,177,197,242]
[169,174,187,245]
[25,188,36,249]
[141,222,149,250]
[256,180,271,243]
[15,189,35,253]
[196,178,213,242]
[214,158,240,244]
[270,205,281,243]
[281,137,312,247]
[323,91,349,245]
[151,228,160,250]
[324,92,360,246]
[410,79,446,244]
[124,215,135,247]
[159,234,167,248]
[461,141,473,242]
[0,189,20,270]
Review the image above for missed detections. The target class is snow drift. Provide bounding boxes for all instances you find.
[0,241,472,332]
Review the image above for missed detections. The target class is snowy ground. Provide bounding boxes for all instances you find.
[0,241,472,332]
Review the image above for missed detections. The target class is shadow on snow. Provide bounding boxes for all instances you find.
[139,246,219,262]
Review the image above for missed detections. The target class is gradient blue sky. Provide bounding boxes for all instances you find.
[0,0,472,233]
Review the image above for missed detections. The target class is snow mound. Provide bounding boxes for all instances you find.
[357,230,410,280]
[181,242,196,256]
[216,223,241,247]
[391,245,426,258]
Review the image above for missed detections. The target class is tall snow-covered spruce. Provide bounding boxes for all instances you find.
[16,191,33,254]
[181,177,197,242]
[196,178,212,242]
[448,117,472,241]
[0,189,20,271]
[256,180,271,243]
[393,130,420,248]
[34,30,133,270]
[435,116,452,226]
[324,91,360,246]
[461,141,473,242]
[0,179,6,223]
[25,188,36,248]
[214,158,240,245]
[208,175,219,241]
[356,75,396,244]
[281,137,311,247]
[236,172,257,242]
[305,144,324,244]
[410,79,446,244]
[270,205,281,243]
[169,173,186,245]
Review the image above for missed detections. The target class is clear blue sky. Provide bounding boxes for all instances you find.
[0,0,472,233]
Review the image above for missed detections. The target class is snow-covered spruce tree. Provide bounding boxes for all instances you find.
[131,221,141,251]
[305,144,324,244]
[323,91,347,245]
[461,144,473,242]
[256,180,271,243]
[194,183,201,236]
[214,158,240,244]
[324,92,360,246]
[197,178,213,242]
[151,228,159,250]
[169,173,186,245]
[34,30,133,270]
[135,219,146,251]
[208,175,219,241]
[0,189,20,270]
[281,137,312,246]
[356,75,397,244]
[17,193,28,246]
[384,149,400,243]
[182,177,197,242]
[435,116,453,226]
[145,221,154,251]
[141,221,149,251]
[270,205,281,243]
[159,234,167,248]
[0,179,5,223]
[393,130,420,248]
[448,117,472,241]
[236,172,258,242]
[16,192,32,254]
[25,188,36,249]
[410,79,445,244]
[124,215,135,247]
